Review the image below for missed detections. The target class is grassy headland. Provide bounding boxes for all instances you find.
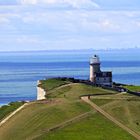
[0,78,139,140]
[38,78,72,91]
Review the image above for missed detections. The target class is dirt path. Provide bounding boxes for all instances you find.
[37,83,78,100]
[50,83,79,92]
[31,99,121,140]
[0,103,28,127]
[1,83,78,128]
[90,96,133,100]
[46,83,79,96]
[90,92,134,99]
[30,110,93,140]
[81,96,140,140]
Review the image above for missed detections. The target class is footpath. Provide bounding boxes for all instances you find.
[81,96,140,140]
[0,103,28,127]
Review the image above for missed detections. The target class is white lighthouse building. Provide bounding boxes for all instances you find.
[90,55,112,86]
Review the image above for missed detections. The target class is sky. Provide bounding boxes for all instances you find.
[0,0,140,51]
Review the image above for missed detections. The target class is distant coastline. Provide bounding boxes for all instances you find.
[0,47,140,53]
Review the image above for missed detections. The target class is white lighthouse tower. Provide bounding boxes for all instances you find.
[90,55,101,83]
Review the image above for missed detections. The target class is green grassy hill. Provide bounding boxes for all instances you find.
[35,113,135,140]
[0,101,25,121]
[0,78,139,140]
[124,85,140,92]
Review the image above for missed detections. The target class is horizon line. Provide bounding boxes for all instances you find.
[0,47,139,53]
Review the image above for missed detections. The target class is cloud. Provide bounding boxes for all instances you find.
[0,1,140,51]
[65,0,100,9]
[0,16,10,24]
[0,0,140,10]
[20,0,37,5]
[94,0,140,10]
[20,0,100,9]
[16,35,40,43]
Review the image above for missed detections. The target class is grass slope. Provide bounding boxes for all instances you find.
[90,93,140,135]
[91,99,114,106]
[103,100,140,135]
[39,78,71,91]
[0,78,138,140]
[0,101,25,121]
[35,113,135,140]
[125,85,140,92]
[0,98,92,139]
[47,83,117,100]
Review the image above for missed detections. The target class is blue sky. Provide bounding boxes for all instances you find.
[0,0,140,51]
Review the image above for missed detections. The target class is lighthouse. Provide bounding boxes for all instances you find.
[89,55,112,86]
[90,55,101,82]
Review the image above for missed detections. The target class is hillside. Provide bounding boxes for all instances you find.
[0,78,139,140]
[0,101,25,121]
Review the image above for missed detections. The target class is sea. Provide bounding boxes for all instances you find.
[0,49,140,105]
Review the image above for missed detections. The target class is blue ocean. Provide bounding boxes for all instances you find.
[0,49,140,105]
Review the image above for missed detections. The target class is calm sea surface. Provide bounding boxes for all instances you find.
[0,49,140,105]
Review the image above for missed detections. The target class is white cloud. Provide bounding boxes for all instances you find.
[0,16,10,24]
[16,35,40,43]
[99,19,120,31]
[0,1,140,50]
[20,0,100,9]
[64,0,100,9]
[21,0,37,5]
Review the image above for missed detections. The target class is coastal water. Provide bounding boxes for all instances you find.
[0,49,140,105]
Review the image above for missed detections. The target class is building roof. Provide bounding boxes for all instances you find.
[90,54,100,64]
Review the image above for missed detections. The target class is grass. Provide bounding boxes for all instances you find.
[91,99,114,106]
[0,99,92,140]
[38,78,71,91]
[102,99,140,135]
[89,92,140,135]
[48,83,118,100]
[0,78,139,140]
[125,85,140,92]
[0,101,25,121]
[35,113,136,140]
